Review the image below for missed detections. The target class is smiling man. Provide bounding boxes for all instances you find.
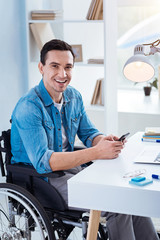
[11,39,159,240]
[38,50,73,103]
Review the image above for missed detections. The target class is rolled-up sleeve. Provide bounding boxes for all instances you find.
[85,132,103,148]
[39,150,53,172]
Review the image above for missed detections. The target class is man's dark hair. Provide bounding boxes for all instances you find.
[40,39,75,65]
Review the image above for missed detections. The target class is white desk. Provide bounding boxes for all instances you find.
[68,132,160,239]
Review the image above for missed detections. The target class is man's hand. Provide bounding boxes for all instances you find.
[105,134,119,141]
[93,135,124,159]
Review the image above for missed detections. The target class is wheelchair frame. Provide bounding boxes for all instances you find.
[0,129,107,240]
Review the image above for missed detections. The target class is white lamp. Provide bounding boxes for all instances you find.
[123,40,160,83]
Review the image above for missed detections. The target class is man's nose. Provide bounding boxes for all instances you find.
[58,68,67,78]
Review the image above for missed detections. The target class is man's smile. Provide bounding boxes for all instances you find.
[55,79,67,83]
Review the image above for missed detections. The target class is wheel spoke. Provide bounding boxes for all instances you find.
[0,183,54,240]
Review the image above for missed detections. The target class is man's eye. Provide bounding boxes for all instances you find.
[52,65,58,68]
[66,66,72,70]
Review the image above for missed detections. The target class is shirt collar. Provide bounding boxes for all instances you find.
[63,90,70,105]
[38,79,71,107]
[38,79,53,107]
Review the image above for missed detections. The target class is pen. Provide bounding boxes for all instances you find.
[141,138,160,143]
[152,174,160,180]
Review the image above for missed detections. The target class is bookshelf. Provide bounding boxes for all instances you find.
[25,0,118,135]
[29,19,104,23]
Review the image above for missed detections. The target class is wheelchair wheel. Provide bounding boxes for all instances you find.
[0,183,55,240]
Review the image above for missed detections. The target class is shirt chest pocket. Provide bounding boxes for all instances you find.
[71,114,81,137]
[44,120,53,130]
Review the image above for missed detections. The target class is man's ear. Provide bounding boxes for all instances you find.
[38,62,44,75]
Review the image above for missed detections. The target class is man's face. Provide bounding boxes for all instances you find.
[38,50,74,101]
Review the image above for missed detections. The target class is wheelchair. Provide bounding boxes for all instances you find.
[0,129,108,240]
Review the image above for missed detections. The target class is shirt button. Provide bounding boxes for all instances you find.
[58,128,61,131]
[59,145,61,147]
[71,142,73,144]
[61,112,64,114]
[56,112,58,115]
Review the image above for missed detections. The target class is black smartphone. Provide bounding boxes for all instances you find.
[118,132,130,141]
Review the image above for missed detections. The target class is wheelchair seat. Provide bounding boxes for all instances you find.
[1,130,68,211]
[0,129,107,239]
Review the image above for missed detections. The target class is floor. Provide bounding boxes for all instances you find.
[67,227,82,240]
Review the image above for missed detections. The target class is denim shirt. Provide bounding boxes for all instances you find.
[11,80,102,174]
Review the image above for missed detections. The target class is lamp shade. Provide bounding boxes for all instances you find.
[123,54,155,82]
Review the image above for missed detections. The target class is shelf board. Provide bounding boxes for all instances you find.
[64,19,104,23]
[75,62,104,67]
[28,19,104,24]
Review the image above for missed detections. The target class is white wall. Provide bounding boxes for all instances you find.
[0,0,28,132]
[1,0,159,137]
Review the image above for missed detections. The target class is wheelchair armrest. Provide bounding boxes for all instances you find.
[7,164,64,178]
[74,146,86,151]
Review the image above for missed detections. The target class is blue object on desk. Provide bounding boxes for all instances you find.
[131,176,146,182]
[129,179,153,186]
[141,138,160,143]
[152,174,160,180]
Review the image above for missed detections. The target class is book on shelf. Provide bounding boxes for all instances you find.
[31,10,62,20]
[30,23,55,50]
[86,0,96,20]
[94,0,103,20]
[87,58,104,64]
[91,0,99,20]
[91,78,104,105]
[86,0,103,20]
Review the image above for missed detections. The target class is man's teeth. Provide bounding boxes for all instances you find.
[55,79,67,83]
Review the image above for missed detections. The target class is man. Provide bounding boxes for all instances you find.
[11,39,159,240]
